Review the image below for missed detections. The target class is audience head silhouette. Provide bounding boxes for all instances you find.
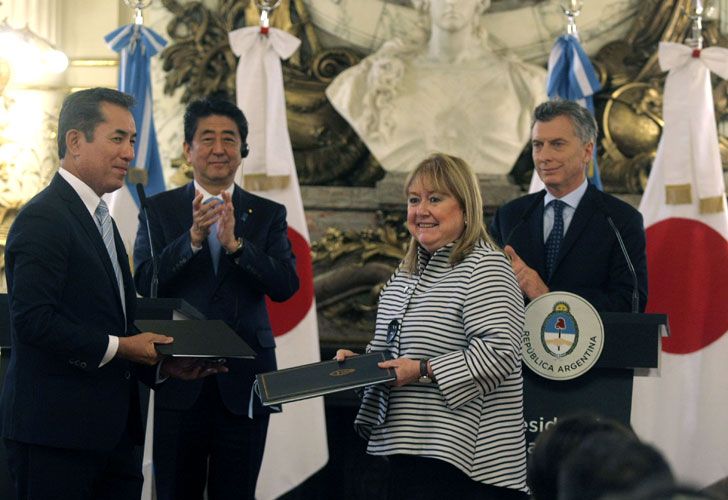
[601,481,721,500]
[528,413,637,500]
[557,432,674,500]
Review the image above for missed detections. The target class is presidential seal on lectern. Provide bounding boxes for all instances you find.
[523,292,604,381]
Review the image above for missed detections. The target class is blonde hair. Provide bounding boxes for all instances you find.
[402,153,498,274]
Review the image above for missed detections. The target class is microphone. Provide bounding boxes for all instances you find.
[595,193,640,313]
[503,191,545,247]
[136,183,159,299]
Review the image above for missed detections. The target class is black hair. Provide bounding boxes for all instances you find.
[528,413,637,500]
[183,94,249,157]
[558,432,674,500]
[57,87,135,159]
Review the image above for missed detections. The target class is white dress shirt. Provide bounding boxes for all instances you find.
[543,178,589,241]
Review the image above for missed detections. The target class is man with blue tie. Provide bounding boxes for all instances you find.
[490,99,648,313]
[134,96,299,500]
[0,88,221,500]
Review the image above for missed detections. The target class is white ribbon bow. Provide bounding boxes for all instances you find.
[659,42,728,78]
[656,42,728,201]
[229,27,301,179]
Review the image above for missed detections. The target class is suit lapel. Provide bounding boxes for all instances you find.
[54,175,126,317]
[179,183,196,234]
[526,197,547,278]
[552,184,598,277]
[232,186,252,239]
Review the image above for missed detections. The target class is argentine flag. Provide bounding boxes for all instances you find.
[530,34,603,192]
[103,24,167,255]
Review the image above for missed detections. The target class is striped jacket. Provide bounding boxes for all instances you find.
[356,240,528,492]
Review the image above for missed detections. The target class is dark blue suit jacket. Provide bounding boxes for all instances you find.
[490,184,648,313]
[1,174,151,451]
[133,182,298,416]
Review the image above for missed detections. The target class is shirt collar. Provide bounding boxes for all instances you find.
[544,178,589,209]
[58,168,103,218]
[193,180,235,202]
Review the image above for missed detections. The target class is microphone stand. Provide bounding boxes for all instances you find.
[136,183,159,299]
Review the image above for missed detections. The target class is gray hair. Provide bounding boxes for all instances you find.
[531,99,598,145]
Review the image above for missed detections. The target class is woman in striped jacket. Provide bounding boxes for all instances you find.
[336,153,528,499]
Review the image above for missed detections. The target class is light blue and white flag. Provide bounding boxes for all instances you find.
[103,24,167,254]
[530,34,603,192]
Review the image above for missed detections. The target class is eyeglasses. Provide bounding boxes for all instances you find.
[386,319,400,344]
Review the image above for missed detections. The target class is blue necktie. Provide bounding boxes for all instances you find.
[207,197,223,274]
[545,199,565,280]
[95,200,126,319]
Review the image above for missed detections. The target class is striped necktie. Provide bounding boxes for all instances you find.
[545,199,565,280]
[206,197,223,274]
[95,200,126,318]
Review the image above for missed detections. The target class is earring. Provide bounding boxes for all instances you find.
[464,217,468,226]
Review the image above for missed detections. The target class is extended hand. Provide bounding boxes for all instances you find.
[378,357,420,387]
[117,332,172,365]
[504,245,549,300]
[189,191,224,247]
[334,349,359,362]
[216,191,238,252]
[161,357,229,380]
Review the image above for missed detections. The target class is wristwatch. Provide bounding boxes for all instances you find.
[226,237,245,258]
[418,359,432,384]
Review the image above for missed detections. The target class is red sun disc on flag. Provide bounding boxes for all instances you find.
[646,218,728,354]
[265,228,315,337]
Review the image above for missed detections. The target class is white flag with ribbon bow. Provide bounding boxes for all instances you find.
[230,27,298,182]
[631,41,728,487]
[228,26,328,500]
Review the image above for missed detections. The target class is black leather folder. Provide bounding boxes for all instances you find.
[256,352,395,406]
[134,319,256,359]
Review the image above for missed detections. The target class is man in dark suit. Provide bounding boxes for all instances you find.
[134,96,299,500]
[490,99,647,313]
[0,88,221,500]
